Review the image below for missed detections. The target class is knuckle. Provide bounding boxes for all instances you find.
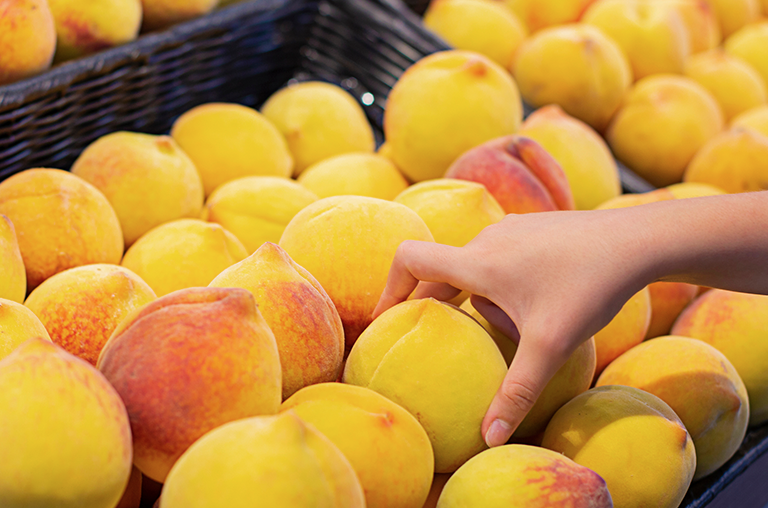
[499,377,538,414]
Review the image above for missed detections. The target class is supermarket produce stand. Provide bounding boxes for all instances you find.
[1,0,766,505]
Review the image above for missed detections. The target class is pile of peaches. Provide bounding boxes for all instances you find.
[0,14,767,507]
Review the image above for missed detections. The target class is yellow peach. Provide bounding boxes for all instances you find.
[504,0,599,32]
[0,338,132,508]
[0,298,51,360]
[0,168,123,291]
[684,49,767,122]
[0,215,25,303]
[460,298,596,437]
[725,21,768,90]
[140,0,218,31]
[646,281,700,338]
[655,0,721,53]
[48,0,141,62]
[72,132,205,247]
[518,105,621,209]
[702,0,760,38]
[595,188,676,210]
[97,287,281,482]
[592,287,651,378]
[384,50,522,182]
[513,24,632,132]
[282,383,434,508]
[161,412,364,508]
[344,298,508,473]
[731,104,768,137]
[171,103,292,196]
[261,81,375,176]
[210,242,344,399]
[202,176,318,254]
[597,336,749,480]
[666,181,726,198]
[423,0,527,70]
[437,444,612,507]
[684,128,768,193]
[583,0,691,81]
[394,179,505,247]
[672,289,768,425]
[279,196,434,348]
[606,75,724,187]
[0,0,56,85]
[121,219,247,297]
[542,385,696,508]
[298,153,409,200]
[24,264,156,366]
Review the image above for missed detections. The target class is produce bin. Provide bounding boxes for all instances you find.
[0,0,765,506]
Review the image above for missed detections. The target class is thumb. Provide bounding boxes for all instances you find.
[481,332,568,448]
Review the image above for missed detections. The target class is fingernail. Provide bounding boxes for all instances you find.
[484,419,512,448]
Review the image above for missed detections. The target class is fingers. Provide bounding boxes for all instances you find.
[470,295,520,345]
[481,333,568,448]
[373,241,469,319]
[412,281,463,302]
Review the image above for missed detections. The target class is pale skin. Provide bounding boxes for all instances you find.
[373,191,768,448]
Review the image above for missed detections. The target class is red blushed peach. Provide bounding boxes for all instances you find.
[445,135,575,214]
[97,287,281,483]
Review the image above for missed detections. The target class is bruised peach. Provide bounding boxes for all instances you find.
[279,196,434,348]
[0,298,51,361]
[97,287,281,482]
[592,287,651,378]
[0,169,123,291]
[445,135,575,214]
[210,242,344,399]
[437,445,612,507]
[0,215,25,303]
[24,264,156,366]
[0,0,56,85]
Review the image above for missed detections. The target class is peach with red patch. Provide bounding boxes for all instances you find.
[445,135,575,214]
[436,444,612,507]
[210,242,344,399]
[97,287,281,483]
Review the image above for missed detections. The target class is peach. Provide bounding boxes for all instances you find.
[592,287,651,378]
[666,181,726,198]
[460,298,596,437]
[0,0,56,85]
[0,168,123,291]
[140,0,218,31]
[503,0,599,32]
[437,444,612,507]
[702,0,760,38]
[731,104,768,137]
[48,0,141,62]
[384,50,523,182]
[725,21,768,90]
[202,176,318,254]
[606,75,724,187]
[672,289,768,425]
[542,385,695,508]
[684,128,768,193]
[423,474,452,508]
[97,287,281,482]
[423,0,527,70]
[121,218,247,297]
[282,383,434,508]
[210,242,344,399]
[160,413,365,508]
[394,179,505,247]
[72,132,205,247]
[583,0,691,81]
[655,0,721,53]
[115,466,142,508]
[513,24,632,132]
[646,281,700,338]
[684,49,767,122]
[0,215,25,303]
[279,196,434,348]
[24,264,156,366]
[595,188,676,210]
[0,297,51,360]
[171,103,293,196]
[597,336,749,479]
[261,81,375,176]
[518,105,621,209]
[445,135,575,214]
[343,298,508,473]
[0,338,132,508]
[297,153,409,200]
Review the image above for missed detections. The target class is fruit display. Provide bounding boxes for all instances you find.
[1,0,768,504]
